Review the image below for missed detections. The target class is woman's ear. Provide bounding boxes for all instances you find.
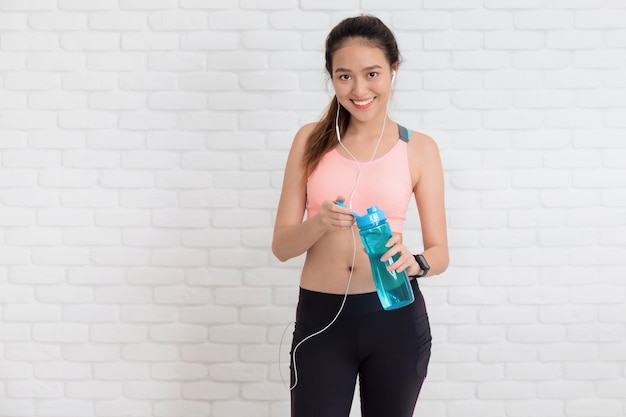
[391,62,400,84]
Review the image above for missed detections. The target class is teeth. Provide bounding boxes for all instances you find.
[353,98,374,106]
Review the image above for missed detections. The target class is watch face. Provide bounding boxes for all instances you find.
[416,254,429,271]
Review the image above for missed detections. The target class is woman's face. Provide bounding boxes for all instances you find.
[331,38,395,124]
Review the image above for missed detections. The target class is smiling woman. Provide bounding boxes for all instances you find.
[272,14,449,417]
[332,43,393,125]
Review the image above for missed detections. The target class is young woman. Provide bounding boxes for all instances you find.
[272,15,449,417]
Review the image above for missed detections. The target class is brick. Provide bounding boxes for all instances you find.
[29,12,87,30]
[212,401,269,417]
[62,71,117,90]
[122,344,180,361]
[0,361,33,379]
[0,285,35,302]
[513,50,571,69]
[121,306,179,323]
[0,208,36,226]
[539,344,597,361]
[149,92,206,110]
[242,31,301,51]
[547,0,605,8]
[38,208,94,226]
[453,11,513,29]
[119,0,178,9]
[60,0,117,9]
[34,361,92,380]
[209,325,266,344]
[152,210,211,228]
[515,10,574,28]
[88,92,145,110]
[180,0,238,8]
[63,344,120,361]
[506,400,565,417]
[7,381,64,398]
[0,92,27,109]
[95,400,152,417]
[65,381,121,398]
[3,304,62,322]
[148,10,209,31]
[269,51,318,70]
[92,363,150,380]
[152,364,207,381]
[209,363,267,382]
[0,53,26,70]
[478,381,536,399]
[124,381,180,399]
[32,248,90,266]
[122,229,179,247]
[32,324,90,343]
[269,11,328,29]
[128,267,184,285]
[485,0,543,8]
[88,12,148,30]
[181,343,238,363]
[87,52,146,71]
[94,286,152,304]
[425,31,482,50]
[0,14,27,29]
[59,110,118,129]
[574,49,626,68]
[452,91,511,109]
[1,32,59,51]
[0,400,36,417]
[122,32,179,50]
[95,209,151,227]
[0,111,57,129]
[150,324,208,342]
[182,381,238,400]
[576,10,626,28]
[39,287,95,306]
[423,0,483,8]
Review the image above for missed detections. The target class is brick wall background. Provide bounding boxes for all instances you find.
[0,1,625,416]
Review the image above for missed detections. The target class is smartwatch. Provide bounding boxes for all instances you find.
[411,254,430,278]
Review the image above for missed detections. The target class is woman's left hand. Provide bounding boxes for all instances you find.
[380,234,420,275]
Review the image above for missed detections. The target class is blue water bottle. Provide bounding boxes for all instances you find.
[338,202,415,310]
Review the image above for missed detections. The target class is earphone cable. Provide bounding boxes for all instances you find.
[280,99,389,391]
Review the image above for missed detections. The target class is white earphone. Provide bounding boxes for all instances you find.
[391,70,396,84]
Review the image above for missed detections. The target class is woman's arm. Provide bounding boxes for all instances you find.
[271,124,354,262]
[410,132,449,277]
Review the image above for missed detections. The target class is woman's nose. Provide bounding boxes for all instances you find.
[351,78,367,95]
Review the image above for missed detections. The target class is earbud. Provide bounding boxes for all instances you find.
[391,70,396,84]
[335,99,341,143]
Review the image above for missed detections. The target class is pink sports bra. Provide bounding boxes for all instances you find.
[306,125,413,232]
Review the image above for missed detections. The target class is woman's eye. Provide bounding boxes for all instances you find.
[368,72,378,78]
[339,75,351,81]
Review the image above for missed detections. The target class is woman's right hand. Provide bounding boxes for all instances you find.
[317,197,355,232]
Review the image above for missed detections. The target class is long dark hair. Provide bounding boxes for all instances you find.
[302,15,401,180]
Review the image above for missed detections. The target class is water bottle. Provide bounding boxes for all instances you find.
[337,202,415,310]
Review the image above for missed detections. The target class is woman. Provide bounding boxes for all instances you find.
[272,15,449,417]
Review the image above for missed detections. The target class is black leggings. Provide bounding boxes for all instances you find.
[290,279,431,417]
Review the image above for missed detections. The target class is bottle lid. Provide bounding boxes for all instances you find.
[355,206,386,229]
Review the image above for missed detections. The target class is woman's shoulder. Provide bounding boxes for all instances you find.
[295,122,318,139]
[290,122,319,150]
[405,128,439,153]
[403,127,442,167]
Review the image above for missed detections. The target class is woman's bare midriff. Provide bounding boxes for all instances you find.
[300,227,402,294]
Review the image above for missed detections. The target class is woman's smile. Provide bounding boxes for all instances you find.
[351,97,376,108]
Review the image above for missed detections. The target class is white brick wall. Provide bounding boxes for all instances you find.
[0,1,624,417]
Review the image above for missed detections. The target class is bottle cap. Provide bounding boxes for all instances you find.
[355,206,386,229]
